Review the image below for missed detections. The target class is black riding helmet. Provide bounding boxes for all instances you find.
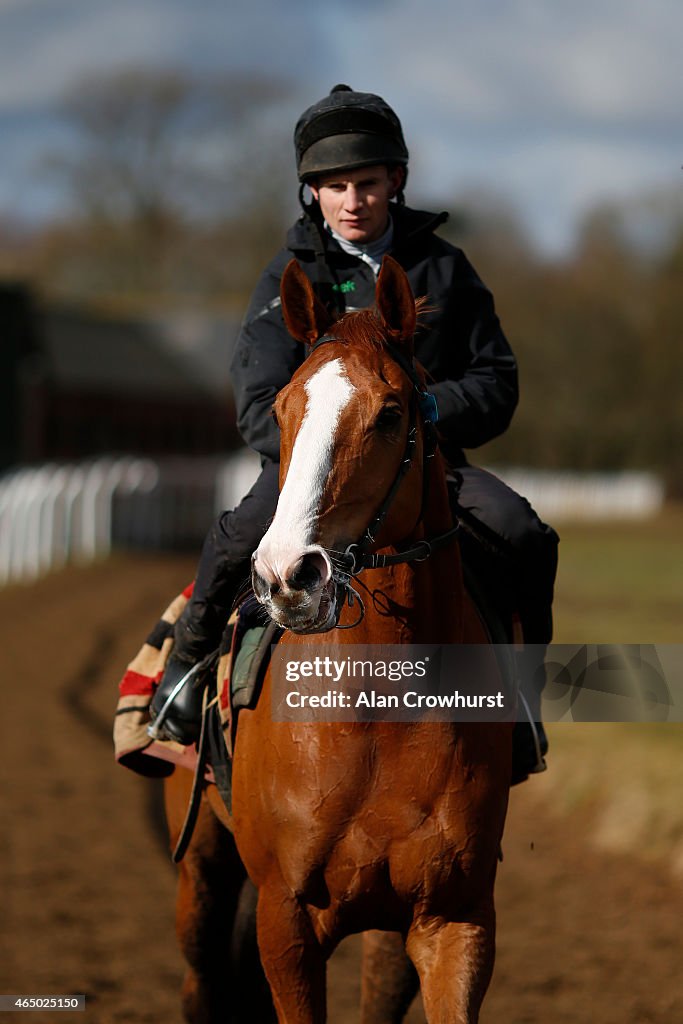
[295,84,409,184]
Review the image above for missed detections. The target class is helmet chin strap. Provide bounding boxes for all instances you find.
[298,182,315,216]
[296,189,345,317]
[392,163,408,204]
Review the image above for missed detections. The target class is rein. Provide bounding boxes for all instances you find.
[308,333,459,626]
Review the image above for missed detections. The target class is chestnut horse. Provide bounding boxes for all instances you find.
[165,255,511,1023]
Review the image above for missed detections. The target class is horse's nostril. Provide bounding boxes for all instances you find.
[287,553,325,592]
[253,569,278,601]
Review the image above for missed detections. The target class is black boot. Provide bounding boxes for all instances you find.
[511,718,548,785]
[511,643,549,785]
[147,464,279,745]
[148,580,236,745]
[148,654,207,745]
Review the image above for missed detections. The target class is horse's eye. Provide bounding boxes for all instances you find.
[376,405,402,430]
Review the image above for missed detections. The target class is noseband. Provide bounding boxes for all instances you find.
[307,334,460,628]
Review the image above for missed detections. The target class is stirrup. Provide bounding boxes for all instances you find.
[148,662,202,741]
[148,651,218,745]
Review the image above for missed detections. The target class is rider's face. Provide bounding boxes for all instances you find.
[310,165,403,244]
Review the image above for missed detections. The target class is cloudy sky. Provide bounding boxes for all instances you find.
[1,0,681,253]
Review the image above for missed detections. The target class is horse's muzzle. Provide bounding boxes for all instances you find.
[251,548,338,633]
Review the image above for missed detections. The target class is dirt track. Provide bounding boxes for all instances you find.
[1,555,681,1023]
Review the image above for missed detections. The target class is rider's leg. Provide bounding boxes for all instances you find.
[149,459,280,743]
[449,464,559,782]
[177,459,280,661]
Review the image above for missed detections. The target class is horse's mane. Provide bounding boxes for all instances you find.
[332,297,429,352]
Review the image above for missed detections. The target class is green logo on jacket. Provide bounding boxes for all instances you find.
[332,280,356,294]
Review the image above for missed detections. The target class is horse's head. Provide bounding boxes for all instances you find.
[252,256,432,633]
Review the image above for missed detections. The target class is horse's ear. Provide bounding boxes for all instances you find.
[375,255,416,352]
[280,259,333,345]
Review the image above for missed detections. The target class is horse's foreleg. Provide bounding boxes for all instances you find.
[256,877,327,1024]
[360,931,419,1024]
[405,902,496,1024]
[165,776,274,1023]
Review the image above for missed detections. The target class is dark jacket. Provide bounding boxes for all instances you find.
[230,204,518,468]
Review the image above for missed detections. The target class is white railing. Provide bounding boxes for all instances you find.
[0,455,664,586]
[494,468,665,522]
[0,458,157,584]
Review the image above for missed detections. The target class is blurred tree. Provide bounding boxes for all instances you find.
[457,188,680,484]
[52,68,190,226]
[438,188,537,275]
[37,66,296,306]
[5,115,682,485]
[641,231,683,492]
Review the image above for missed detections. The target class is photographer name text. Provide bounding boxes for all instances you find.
[284,689,506,709]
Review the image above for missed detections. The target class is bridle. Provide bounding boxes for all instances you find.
[307,333,460,628]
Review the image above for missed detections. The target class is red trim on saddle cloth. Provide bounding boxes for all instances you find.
[119,668,161,697]
[141,740,216,783]
[219,668,231,711]
[114,583,197,778]
[219,619,240,712]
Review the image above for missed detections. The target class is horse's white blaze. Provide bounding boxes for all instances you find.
[255,358,354,586]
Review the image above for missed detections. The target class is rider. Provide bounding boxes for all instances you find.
[150,84,559,783]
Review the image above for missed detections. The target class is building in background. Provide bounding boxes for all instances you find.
[1,283,240,470]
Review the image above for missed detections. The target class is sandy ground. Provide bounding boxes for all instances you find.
[1,555,681,1023]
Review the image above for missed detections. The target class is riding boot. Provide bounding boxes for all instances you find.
[511,653,549,785]
[146,555,234,746]
[148,651,207,744]
[148,573,247,746]
[150,460,279,746]
[511,606,551,784]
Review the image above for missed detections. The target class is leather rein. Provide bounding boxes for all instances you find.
[307,334,460,628]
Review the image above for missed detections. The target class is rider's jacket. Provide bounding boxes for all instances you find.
[230,204,518,469]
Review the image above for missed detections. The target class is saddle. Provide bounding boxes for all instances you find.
[114,590,280,790]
